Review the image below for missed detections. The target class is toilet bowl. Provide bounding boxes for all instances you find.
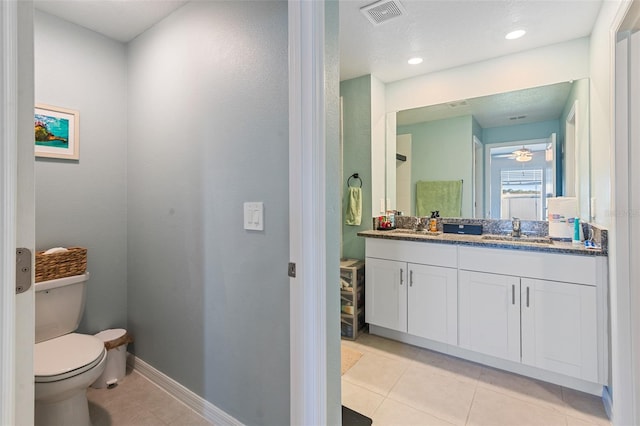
[34,273,107,426]
[35,333,106,426]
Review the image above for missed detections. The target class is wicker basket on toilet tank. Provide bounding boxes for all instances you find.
[35,247,87,283]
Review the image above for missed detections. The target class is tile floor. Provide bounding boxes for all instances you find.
[342,332,611,426]
[86,335,610,426]
[87,368,213,426]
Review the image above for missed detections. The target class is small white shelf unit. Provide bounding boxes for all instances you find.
[340,259,366,340]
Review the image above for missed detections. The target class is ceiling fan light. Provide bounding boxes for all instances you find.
[515,153,532,162]
[408,57,423,65]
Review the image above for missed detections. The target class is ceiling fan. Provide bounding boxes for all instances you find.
[495,146,533,162]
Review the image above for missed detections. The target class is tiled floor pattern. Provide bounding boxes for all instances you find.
[87,368,214,426]
[87,336,609,426]
[342,332,611,426]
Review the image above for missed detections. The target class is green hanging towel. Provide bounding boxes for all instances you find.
[416,180,463,217]
[345,186,362,226]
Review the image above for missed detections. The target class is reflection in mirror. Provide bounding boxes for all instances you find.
[385,79,590,220]
[486,138,556,220]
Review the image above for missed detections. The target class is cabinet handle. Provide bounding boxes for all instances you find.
[400,268,403,286]
[410,270,413,287]
[526,286,530,307]
[512,284,515,305]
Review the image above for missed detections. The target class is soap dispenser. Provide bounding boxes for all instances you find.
[429,211,438,233]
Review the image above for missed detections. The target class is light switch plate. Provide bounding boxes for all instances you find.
[244,202,264,231]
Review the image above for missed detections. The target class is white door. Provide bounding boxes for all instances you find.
[1,2,35,425]
[611,24,640,426]
[564,107,577,197]
[459,271,520,362]
[396,134,412,215]
[407,263,457,345]
[365,258,407,332]
[520,278,598,382]
[473,136,483,218]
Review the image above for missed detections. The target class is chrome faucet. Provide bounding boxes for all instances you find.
[511,217,521,238]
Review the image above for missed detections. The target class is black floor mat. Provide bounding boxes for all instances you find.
[342,405,373,426]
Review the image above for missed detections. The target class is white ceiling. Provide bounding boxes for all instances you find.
[340,0,603,83]
[397,81,574,128]
[33,0,603,83]
[34,0,187,43]
[32,0,602,126]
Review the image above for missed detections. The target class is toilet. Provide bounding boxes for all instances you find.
[34,273,107,426]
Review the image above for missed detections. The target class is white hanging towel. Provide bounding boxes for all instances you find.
[345,186,362,226]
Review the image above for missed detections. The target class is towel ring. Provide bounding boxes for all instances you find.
[347,173,362,188]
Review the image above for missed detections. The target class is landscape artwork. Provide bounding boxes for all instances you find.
[34,104,79,160]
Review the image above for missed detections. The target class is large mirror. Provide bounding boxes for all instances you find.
[384,79,590,220]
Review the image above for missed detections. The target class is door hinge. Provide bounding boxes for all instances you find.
[16,248,32,294]
[288,262,296,278]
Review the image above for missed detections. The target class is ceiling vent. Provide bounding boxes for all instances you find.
[447,100,469,109]
[360,0,406,26]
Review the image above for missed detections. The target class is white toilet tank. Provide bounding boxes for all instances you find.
[35,273,90,344]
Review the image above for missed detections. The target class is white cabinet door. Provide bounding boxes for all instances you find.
[521,278,598,382]
[408,264,458,345]
[365,258,407,332]
[459,270,520,362]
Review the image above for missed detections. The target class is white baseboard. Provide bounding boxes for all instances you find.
[127,353,243,426]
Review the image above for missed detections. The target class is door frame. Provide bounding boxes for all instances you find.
[612,3,640,423]
[0,0,20,422]
[1,1,35,425]
[289,1,330,424]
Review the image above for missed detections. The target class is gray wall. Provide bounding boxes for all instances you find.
[34,11,128,334]
[126,2,290,425]
[325,1,342,423]
[340,75,372,260]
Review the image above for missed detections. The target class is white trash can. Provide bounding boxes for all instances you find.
[91,328,133,389]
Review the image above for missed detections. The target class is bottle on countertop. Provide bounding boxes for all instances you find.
[572,217,581,246]
[387,211,396,229]
[429,211,438,233]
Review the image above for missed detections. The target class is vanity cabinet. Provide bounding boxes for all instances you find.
[365,258,407,333]
[365,239,458,345]
[459,270,520,362]
[407,263,457,345]
[459,247,605,383]
[520,278,598,382]
[362,235,608,392]
[459,271,598,381]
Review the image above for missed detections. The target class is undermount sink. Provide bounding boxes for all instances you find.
[481,234,553,244]
[391,229,442,236]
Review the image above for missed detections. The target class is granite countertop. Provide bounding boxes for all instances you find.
[357,229,607,257]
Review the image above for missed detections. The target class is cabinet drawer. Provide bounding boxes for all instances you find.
[459,246,598,286]
[366,238,457,268]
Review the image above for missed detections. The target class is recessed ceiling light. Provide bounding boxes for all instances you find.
[505,29,526,40]
[408,57,423,65]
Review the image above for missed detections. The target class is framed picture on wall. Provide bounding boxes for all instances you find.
[34,104,79,160]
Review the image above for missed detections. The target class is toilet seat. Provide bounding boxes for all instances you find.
[35,333,106,383]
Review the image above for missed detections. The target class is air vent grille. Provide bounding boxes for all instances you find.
[361,0,406,26]
[448,100,469,108]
